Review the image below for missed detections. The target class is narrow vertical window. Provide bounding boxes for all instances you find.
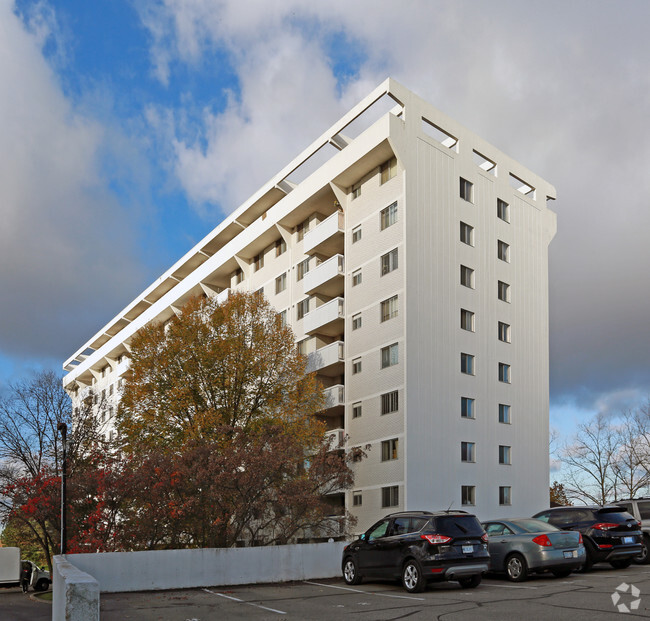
[381,343,399,369]
[275,272,287,294]
[380,295,398,322]
[353,491,363,506]
[497,199,510,222]
[352,402,362,419]
[380,202,398,230]
[499,486,512,505]
[352,313,362,330]
[498,240,510,262]
[498,281,510,302]
[352,269,362,286]
[381,391,399,415]
[381,249,398,275]
[297,258,310,281]
[460,265,475,288]
[499,445,512,465]
[461,353,475,375]
[461,442,475,462]
[498,322,511,343]
[498,404,511,424]
[381,439,399,461]
[351,183,361,199]
[352,225,362,243]
[382,486,399,507]
[461,397,475,419]
[460,221,474,246]
[352,358,362,375]
[462,485,476,506]
[498,363,511,383]
[460,309,475,332]
[380,157,397,184]
[460,178,473,202]
[275,238,287,256]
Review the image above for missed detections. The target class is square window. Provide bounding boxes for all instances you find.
[382,485,399,508]
[498,281,510,302]
[499,486,512,506]
[460,177,473,202]
[499,404,511,424]
[498,240,510,262]
[461,353,475,375]
[460,265,475,289]
[380,202,398,230]
[499,445,511,465]
[353,491,363,507]
[352,357,362,375]
[461,441,475,462]
[460,221,474,246]
[381,438,399,461]
[352,402,362,419]
[380,157,397,184]
[381,391,399,415]
[460,309,475,332]
[296,298,310,320]
[498,321,510,343]
[351,183,361,199]
[275,238,287,256]
[297,258,310,281]
[497,199,510,222]
[352,225,362,243]
[461,397,475,419]
[461,485,475,506]
[352,313,362,330]
[380,295,398,322]
[352,269,362,286]
[498,363,511,383]
[381,248,398,276]
[381,343,399,369]
[275,272,287,294]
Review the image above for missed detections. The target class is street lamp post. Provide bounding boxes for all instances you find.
[57,422,67,555]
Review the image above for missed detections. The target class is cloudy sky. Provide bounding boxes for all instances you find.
[1,0,649,438]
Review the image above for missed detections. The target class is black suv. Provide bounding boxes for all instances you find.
[341,510,489,593]
[532,506,642,570]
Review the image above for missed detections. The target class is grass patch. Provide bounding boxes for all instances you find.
[34,591,52,602]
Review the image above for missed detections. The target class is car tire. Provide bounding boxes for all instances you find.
[578,540,595,572]
[34,579,50,592]
[458,574,482,589]
[343,557,363,585]
[610,558,633,569]
[505,553,528,582]
[551,569,572,579]
[633,534,650,565]
[402,559,426,593]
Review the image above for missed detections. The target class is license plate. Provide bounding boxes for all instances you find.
[462,545,473,554]
[624,536,634,544]
[563,550,576,559]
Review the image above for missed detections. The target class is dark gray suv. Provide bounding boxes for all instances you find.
[342,510,489,592]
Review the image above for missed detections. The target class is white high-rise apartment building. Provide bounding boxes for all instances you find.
[63,80,556,531]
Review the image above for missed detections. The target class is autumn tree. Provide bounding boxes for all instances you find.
[549,481,569,506]
[116,291,360,548]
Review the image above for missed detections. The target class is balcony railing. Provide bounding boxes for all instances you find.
[323,384,345,409]
[306,341,344,375]
[303,254,344,296]
[303,211,344,255]
[304,298,344,336]
[325,428,345,449]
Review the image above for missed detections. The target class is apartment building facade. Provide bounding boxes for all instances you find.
[62,79,557,532]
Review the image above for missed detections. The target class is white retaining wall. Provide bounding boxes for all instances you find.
[52,556,100,621]
[64,541,348,593]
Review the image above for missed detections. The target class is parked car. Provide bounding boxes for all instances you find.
[615,498,650,564]
[532,505,642,571]
[341,510,489,593]
[481,518,584,581]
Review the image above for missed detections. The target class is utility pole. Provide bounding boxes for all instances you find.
[57,422,67,555]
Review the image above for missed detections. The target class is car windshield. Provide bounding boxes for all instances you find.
[435,515,483,536]
[511,519,560,533]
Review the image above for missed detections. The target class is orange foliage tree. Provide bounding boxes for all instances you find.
[116,292,361,548]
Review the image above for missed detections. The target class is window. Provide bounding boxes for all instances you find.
[275,272,287,294]
[460,221,474,246]
[461,353,475,375]
[499,486,512,506]
[498,281,510,302]
[109,384,114,396]
[460,265,475,288]
[101,366,108,378]
[254,253,264,271]
[380,157,397,184]
[275,238,287,256]
[297,258,310,281]
[352,358,362,375]
[380,295,398,322]
[296,339,308,356]
[381,343,399,369]
[352,402,362,419]
[381,438,399,461]
[499,363,511,383]
[460,309,475,332]
[461,397,475,419]
[498,240,510,262]
[296,298,310,320]
[382,486,399,508]
[108,406,114,420]
[499,404,511,424]
[381,390,399,415]
[352,225,362,243]
[101,389,106,400]
[461,442,475,462]
[353,491,363,507]
[462,485,475,506]
[498,321,510,343]
[499,445,511,465]
[460,177,473,202]
[234,268,244,284]
[380,202,398,230]
[497,199,509,222]
[352,313,362,330]
[351,183,361,199]
[381,248,398,275]
[279,310,287,327]
[352,269,362,286]
[296,220,308,241]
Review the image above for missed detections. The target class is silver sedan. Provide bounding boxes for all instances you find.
[482,518,585,582]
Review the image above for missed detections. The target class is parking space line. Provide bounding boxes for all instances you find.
[203,589,286,614]
[482,583,538,590]
[304,581,426,600]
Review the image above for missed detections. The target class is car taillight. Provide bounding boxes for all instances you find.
[481,533,489,544]
[578,533,583,543]
[532,534,552,547]
[421,534,452,545]
[593,523,619,531]
[638,521,642,529]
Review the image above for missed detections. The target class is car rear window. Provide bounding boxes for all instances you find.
[597,508,635,523]
[514,519,560,533]
[435,515,483,536]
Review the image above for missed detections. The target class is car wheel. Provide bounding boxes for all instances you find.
[610,558,633,569]
[505,553,528,582]
[34,579,50,592]
[551,569,572,579]
[402,559,426,593]
[458,574,482,589]
[634,534,650,565]
[342,557,362,585]
[578,540,595,572]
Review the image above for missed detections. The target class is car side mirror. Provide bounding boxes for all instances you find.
[360,533,366,541]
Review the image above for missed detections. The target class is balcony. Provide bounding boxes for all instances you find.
[303,255,344,297]
[303,298,345,336]
[303,211,344,256]
[306,341,344,377]
[323,384,345,411]
[325,428,345,449]
[80,386,94,404]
